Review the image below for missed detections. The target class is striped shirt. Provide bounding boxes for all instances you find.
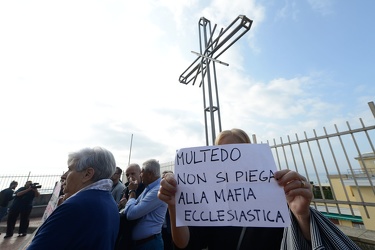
[281,208,361,250]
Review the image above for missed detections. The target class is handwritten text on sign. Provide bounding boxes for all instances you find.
[174,143,291,227]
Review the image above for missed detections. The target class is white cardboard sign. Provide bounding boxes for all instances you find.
[174,143,291,227]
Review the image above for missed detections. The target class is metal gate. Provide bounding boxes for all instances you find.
[267,102,375,229]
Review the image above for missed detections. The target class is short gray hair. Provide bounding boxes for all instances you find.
[142,159,160,178]
[68,147,116,182]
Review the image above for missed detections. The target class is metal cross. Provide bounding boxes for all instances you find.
[179,15,253,145]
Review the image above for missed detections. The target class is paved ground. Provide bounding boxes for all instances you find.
[1,216,373,249]
[0,217,42,250]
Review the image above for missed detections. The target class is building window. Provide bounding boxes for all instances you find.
[352,222,365,229]
[329,218,339,225]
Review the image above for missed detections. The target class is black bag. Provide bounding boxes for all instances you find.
[114,213,140,250]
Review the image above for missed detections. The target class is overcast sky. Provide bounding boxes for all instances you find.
[1,0,374,175]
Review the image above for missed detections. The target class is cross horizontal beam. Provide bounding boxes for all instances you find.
[191,51,229,66]
[179,15,253,87]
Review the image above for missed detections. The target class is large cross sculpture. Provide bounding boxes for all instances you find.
[179,15,253,145]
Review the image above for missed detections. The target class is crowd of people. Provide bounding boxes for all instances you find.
[0,128,361,249]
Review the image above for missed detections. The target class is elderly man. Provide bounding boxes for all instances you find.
[111,166,126,203]
[27,147,120,250]
[115,163,146,250]
[118,163,145,210]
[123,159,167,249]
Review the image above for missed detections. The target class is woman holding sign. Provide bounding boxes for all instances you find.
[158,128,360,250]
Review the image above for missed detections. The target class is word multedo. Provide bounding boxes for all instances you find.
[176,147,242,165]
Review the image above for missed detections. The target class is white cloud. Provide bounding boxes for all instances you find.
[0,0,373,175]
[275,0,300,21]
[307,0,335,16]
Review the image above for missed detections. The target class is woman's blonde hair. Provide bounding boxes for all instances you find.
[214,128,251,145]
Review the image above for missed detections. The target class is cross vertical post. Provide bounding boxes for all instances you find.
[179,15,253,145]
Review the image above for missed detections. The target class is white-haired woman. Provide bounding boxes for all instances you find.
[28,147,120,250]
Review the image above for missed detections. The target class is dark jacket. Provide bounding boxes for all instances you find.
[0,188,15,207]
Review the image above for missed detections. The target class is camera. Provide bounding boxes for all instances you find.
[30,183,42,189]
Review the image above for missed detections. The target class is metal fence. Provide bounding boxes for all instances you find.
[266,102,375,228]
[0,173,61,194]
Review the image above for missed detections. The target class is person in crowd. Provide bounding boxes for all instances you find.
[26,146,120,249]
[158,128,361,250]
[118,163,145,211]
[4,180,40,238]
[161,171,173,250]
[0,181,18,231]
[57,172,68,206]
[111,166,126,203]
[123,159,168,249]
[115,163,146,250]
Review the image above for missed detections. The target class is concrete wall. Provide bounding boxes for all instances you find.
[29,193,51,218]
[338,225,375,250]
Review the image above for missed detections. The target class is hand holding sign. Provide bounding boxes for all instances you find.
[274,169,313,239]
[159,173,178,206]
